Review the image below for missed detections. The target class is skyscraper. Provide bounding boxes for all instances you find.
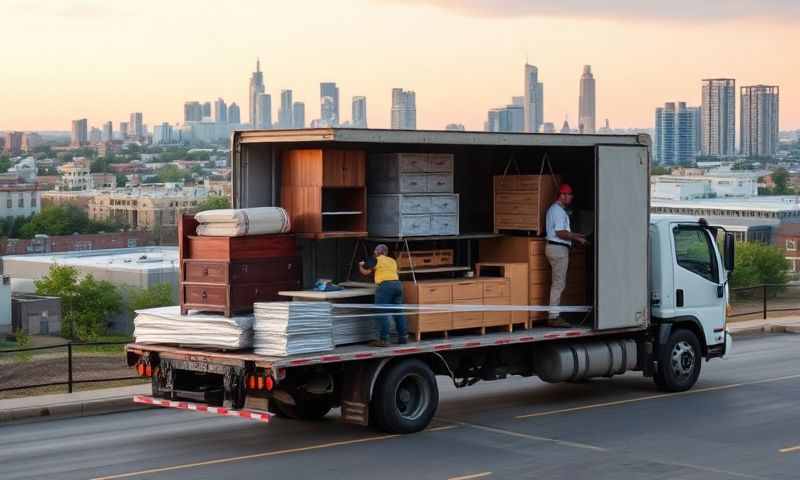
[740,85,779,158]
[320,82,340,126]
[391,88,416,130]
[523,64,544,133]
[485,104,523,132]
[228,102,241,124]
[184,101,203,122]
[278,89,293,128]
[120,122,129,139]
[578,65,596,134]
[511,96,525,107]
[214,98,228,123]
[89,127,103,144]
[249,58,265,127]
[292,102,305,129]
[202,102,211,119]
[689,106,703,154]
[102,121,113,142]
[701,78,736,157]
[256,93,272,129]
[129,112,143,139]
[352,96,367,128]
[654,102,698,165]
[4,132,23,155]
[71,118,88,147]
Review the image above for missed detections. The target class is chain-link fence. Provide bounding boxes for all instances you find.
[729,284,800,320]
[0,341,145,397]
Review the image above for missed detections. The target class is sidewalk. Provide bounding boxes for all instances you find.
[2,318,799,424]
[0,383,151,423]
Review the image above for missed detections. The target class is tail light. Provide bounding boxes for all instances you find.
[257,376,264,389]
[247,375,256,389]
[264,375,274,391]
[136,363,145,376]
[145,364,152,377]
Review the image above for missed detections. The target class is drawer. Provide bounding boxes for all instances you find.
[417,283,452,303]
[483,297,511,326]
[495,192,538,205]
[400,215,431,236]
[493,176,517,191]
[398,154,428,173]
[482,279,509,298]
[184,261,228,283]
[427,154,453,173]
[529,240,547,256]
[428,195,458,214]
[517,176,544,190]
[435,249,454,265]
[494,214,536,229]
[452,299,483,329]
[400,195,432,214]
[430,214,458,236]
[426,174,453,193]
[495,203,538,215]
[232,283,285,305]
[452,281,482,300]
[415,313,452,332]
[184,284,228,306]
[230,258,301,283]
[399,174,428,193]
[397,252,437,269]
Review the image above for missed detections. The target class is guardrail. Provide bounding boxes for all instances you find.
[0,341,141,394]
[729,284,800,319]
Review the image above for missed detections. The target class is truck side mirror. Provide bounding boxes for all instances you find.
[724,233,735,272]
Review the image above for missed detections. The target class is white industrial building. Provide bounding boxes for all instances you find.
[651,174,759,201]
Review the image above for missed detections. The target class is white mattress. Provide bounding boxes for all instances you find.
[194,207,290,237]
[133,306,254,350]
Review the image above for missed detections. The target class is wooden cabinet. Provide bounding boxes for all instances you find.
[493,175,559,234]
[475,262,529,327]
[179,216,302,317]
[281,148,367,239]
[395,249,454,269]
[480,237,589,323]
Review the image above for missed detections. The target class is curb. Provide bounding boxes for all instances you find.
[0,396,152,424]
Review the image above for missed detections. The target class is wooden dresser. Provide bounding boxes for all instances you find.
[402,277,513,340]
[179,216,301,316]
[280,148,367,239]
[480,237,587,323]
[493,175,559,234]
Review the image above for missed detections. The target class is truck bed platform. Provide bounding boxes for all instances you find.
[127,324,642,370]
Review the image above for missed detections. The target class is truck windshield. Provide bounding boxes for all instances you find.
[673,227,719,283]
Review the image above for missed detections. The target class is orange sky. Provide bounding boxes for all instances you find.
[0,0,797,132]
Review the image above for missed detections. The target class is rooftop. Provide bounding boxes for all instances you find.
[652,196,800,213]
[2,246,179,272]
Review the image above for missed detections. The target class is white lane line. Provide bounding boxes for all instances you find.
[516,373,800,419]
[779,445,800,453]
[448,472,492,480]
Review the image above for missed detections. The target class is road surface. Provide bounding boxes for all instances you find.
[2,334,800,480]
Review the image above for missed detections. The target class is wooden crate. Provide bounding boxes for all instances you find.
[493,175,559,234]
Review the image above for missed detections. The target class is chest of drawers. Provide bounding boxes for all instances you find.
[367,153,455,194]
[368,193,459,237]
[493,175,559,234]
[179,215,302,317]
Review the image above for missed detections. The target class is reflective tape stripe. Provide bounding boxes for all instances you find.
[133,395,273,423]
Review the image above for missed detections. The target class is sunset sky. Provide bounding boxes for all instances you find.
[1,0,798,132]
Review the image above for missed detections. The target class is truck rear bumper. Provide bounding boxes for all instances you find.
[133,395,273,423]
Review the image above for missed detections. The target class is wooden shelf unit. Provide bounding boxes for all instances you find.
[281,148,367,238]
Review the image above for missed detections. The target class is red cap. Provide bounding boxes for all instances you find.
[559,183,573,194]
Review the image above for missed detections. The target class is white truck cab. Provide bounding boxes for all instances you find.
[649,214,735,388]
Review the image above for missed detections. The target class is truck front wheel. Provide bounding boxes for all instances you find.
[372,359,439,434]
[654,329,702,392]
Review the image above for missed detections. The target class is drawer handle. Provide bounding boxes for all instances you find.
[202,267,209,276]
[414,203,422,208]
[201,290,208,301]
[437,181,445,186]
[410,181,418,186]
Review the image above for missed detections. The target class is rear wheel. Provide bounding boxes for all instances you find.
[371,359,438,434]
[654,329,702,392]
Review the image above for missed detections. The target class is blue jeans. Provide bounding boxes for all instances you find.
[374,280,407,341]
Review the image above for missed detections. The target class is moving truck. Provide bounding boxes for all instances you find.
[126,129,734,434]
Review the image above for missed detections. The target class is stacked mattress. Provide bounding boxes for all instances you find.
[253,302,335,356]
[133,306,254,350]
[195,207,291,237]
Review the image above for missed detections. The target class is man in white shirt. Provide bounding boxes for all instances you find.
[545,183,587,327]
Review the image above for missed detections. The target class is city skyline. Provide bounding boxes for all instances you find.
[1,1,799,131]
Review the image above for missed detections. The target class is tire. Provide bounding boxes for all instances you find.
[271,392,333,420]
[371,359,438,434]
[653,329,702,392]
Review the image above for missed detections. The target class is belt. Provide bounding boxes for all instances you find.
[547,240,571,249]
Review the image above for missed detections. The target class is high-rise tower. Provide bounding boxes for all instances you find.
[578,65,596,134]
[701,78,736,157]
[391,88,416,130]
[249,58,265,127]
[320,82,340,126]
[523,64,544,133]
[740,85,779,157]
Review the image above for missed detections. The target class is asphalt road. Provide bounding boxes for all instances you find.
[3,334,800,480]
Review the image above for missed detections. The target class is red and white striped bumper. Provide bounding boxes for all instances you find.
[133,395,273,423]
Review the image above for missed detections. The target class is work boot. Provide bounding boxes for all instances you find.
[369,339,389,348]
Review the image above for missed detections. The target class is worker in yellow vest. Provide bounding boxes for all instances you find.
[359,244,408,347]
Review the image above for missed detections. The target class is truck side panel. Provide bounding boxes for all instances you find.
[594,144,649,330]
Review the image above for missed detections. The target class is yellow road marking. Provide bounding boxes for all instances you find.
[92,424,460,480]
[448,472,492,480]
[515,373,800,419]
[779,445,800,453]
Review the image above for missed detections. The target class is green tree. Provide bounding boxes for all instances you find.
[195,196,230,212]
[651,165,671,176]
[0,155,10,173]
[155,164,190,183]
[17,205,121,238]
[770,168,792,195]
[91,157,111,173]
[35,265,123,340]
[729,242,790,288]
[116,173,128,187]
[126,283,174,314]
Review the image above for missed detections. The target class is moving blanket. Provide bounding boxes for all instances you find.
[133,306,254,350]
[195,207,291,236]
